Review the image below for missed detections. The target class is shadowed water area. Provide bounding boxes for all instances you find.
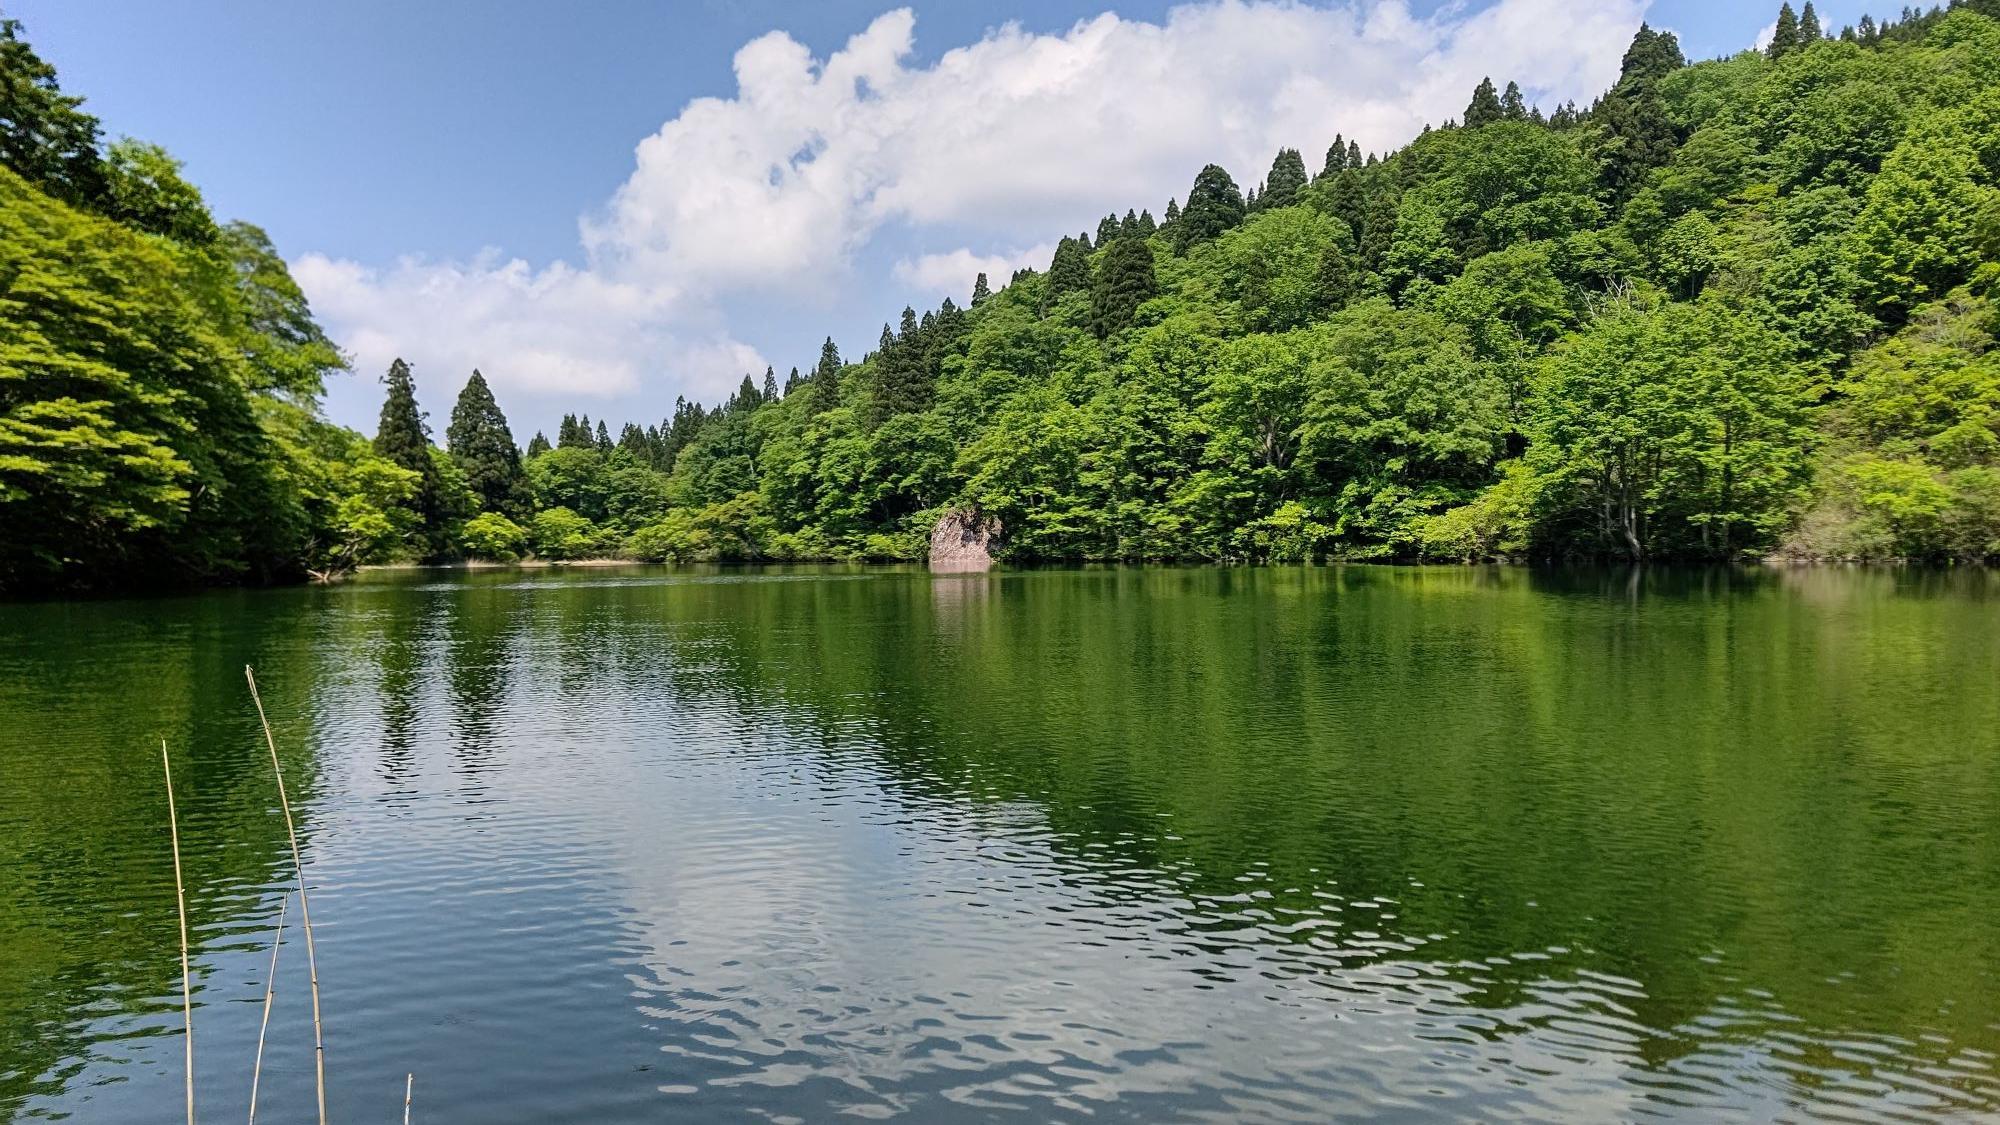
[0,565,1996,1122]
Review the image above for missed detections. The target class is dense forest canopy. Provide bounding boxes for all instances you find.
[3,2,1999,591]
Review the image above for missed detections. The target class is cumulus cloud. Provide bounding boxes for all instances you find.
[892,243,1058,299]
[299,0,1645,413]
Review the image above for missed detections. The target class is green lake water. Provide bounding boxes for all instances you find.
[0,564,1996,1121]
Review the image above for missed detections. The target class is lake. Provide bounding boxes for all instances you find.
[1,565,1996,1122]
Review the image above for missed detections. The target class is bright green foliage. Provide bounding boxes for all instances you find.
[11,8,2000,583]
[0,164,301,587]
[460,511,529,561]
[100,140,217,244]
[1526,298,1813,558]
[447,369,530,517]
[220,222,347,398]
[530,506,610,560]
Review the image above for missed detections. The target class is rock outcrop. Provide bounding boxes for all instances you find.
[929,509,1002,572]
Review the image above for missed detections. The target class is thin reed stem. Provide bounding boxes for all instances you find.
[245,666,328,1125]
[403,1073,412,1124]
[247,891,287,1125]
[161,740,195,1125]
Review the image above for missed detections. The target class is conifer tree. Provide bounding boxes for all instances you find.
[1173,164,1245,254]
[594,419,611,452]
[1043,236,1093,311]
[1136,209,1156,235]
[1799,2,1821,41]
[1465,77,1503,127]
[1321,134,1348,179]
[1769,3,1800,58]
[1347,140,1362,169]
[1261,148,1308,210]
[971,271,991,306]
[1501,81,1528,120]
[1088,236,1157,339]
[373,358,447,554]
[1096,214,1120,245]
[445,369,529,516]
[762,365,780,403]
[809,337,843,412]
[1121,208,1141,238]
[526,432,550,458]
[1316,242,1356,312]
[785,365,802,394]
[1163,197,1180,226]
[1596,24,1686,202]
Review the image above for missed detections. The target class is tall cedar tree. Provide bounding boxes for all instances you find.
[809,336,842,412]
[869,307,932,426]
[1501,81,1528,120]
[970,272,991,306]
[761,366,780,402]
[526,432,551,457]
[1173,164,1245,254]
[1768,3,1800,58]
[446,369,529,516]
[1800,2,1821,41]
[1260,148,1308,210]
[1596,25,1686,202]
[1089,237,1158,339]
[374,358,448,552]
[1043,236,1093,311]
[1465,77,1503,127]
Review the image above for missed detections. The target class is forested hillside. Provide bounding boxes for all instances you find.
[5,3,1999,591]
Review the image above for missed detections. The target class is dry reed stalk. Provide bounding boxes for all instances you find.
[244,666,328,1125]
[247,891,288,1125]
[403,1073,412,1124]
[161,740,195,1125]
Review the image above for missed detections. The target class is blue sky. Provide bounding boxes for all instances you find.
[13,1,1869,437]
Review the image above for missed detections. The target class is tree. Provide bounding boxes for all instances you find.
[1172,164,1245,253]
[761,366,781,403]
[809,337,843,412]
[526,432,551,457]
[1800,2,1822,41]
[219,222,346,397]
[1769,3,1801,58]
[1593,24,1686,202]
[1089,237,1158,339]
[373,358,449,555]
[447,370,529,516]
[1321,133,1350,178]
[1501,81,1527,121]
[1259,148,1308,210]
[971,272,991,306]
[1042,235,1093,311]
[1465,77,1503,127]
[101,140,216,244]
[0,17,106,208]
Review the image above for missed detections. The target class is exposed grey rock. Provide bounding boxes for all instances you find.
[929,509,1002,572]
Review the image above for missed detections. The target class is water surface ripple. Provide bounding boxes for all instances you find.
[1,565,1996,1122]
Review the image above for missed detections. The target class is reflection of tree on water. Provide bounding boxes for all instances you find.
[586,565,2000,1103]
[0,592,323,1114]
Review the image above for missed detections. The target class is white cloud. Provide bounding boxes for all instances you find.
[892,243,1058,299]
[1754,20,1777,50]
[298,0,1645,413]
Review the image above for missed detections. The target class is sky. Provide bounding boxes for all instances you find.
[12,0,1878,437]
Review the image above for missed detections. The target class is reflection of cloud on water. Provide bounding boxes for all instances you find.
[552,698,1803,1121]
